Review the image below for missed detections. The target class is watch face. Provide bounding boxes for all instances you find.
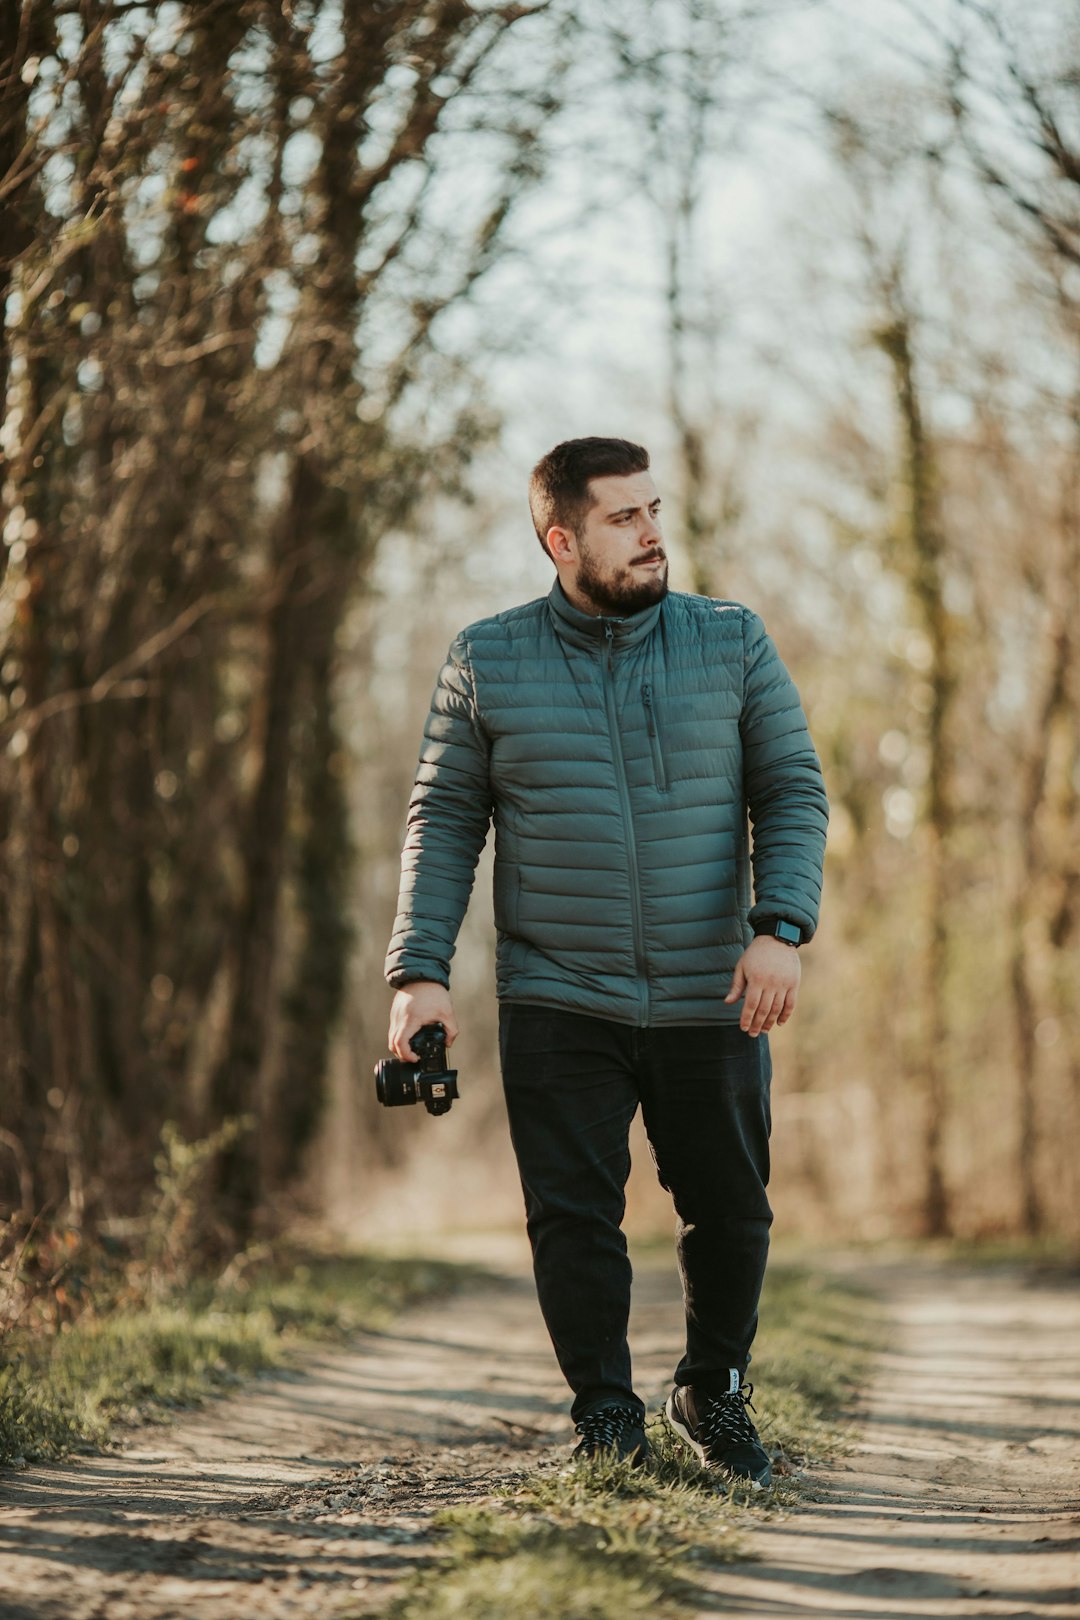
[775,919,801,946]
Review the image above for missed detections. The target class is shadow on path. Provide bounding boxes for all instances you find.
[1,1253,1078,1619]
[695,1262,1080,1620]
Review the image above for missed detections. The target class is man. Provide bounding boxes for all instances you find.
[385,437,828,1486]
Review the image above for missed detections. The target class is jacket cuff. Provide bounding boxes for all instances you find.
[386,967,451,991]
[747,902,816,944]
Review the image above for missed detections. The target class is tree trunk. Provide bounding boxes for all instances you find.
[208,455,325,1238]
[272,636,353,1184]
[877,313,953,1236]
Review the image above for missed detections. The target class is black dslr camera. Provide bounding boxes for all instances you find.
[374,1022,459,1117]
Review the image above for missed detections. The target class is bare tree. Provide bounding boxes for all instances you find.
[605,0,765,592]
[0,0,566,1244]
[944,0,1080,1232]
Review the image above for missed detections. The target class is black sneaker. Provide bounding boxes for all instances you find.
[571,1403,650,1466]
[665,1374,772,1488]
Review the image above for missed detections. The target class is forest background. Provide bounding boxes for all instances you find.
[1,0,1078,1283]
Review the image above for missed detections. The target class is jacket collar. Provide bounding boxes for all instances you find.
[546,579,663,653]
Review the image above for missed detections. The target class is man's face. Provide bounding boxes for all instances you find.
[560,471,668,616]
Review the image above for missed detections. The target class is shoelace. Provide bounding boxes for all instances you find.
[698,1382,759,1448]
[575,1403,641,1448]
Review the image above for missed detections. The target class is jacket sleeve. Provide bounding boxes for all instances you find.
[740,610,829,942]
[384,633,493,989]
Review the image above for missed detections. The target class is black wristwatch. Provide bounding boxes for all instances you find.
[752,917,802,948]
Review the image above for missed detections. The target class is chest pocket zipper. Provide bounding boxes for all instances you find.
[641,682,669,792]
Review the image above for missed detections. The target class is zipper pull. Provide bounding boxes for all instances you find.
[642,682,656,737]
[604,620,614,671]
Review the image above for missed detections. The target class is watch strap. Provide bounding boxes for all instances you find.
[752,916,803,947]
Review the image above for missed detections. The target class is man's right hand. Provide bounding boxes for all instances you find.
[388,981,458,1061]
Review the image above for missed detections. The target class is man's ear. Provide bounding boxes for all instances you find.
[546,524,577,563]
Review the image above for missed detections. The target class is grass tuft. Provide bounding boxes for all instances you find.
[374,1261,882,1620]
[379,1421,751,1620]
[389,1541,679,1620]
[0,1251,469,1468]
[746,1265,881,1470]
[383,1471,739,1620]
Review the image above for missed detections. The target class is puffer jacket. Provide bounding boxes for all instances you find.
[385,581,828,1026]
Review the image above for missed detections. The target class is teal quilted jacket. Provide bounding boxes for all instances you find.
[385,582,828,1026]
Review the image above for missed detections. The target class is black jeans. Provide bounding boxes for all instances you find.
[498,1003,773,1423]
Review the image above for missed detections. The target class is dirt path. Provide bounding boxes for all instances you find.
[695,1258,1080,1619]
[0,1245,1077,1619]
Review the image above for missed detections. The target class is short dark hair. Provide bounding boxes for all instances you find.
[528,437,650,554]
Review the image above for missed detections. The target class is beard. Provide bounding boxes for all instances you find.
[575,544,669,617]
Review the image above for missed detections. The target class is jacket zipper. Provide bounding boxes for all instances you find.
[603,622,650,1025]
[641,682,668,793]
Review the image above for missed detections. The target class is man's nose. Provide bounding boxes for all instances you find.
[640,515,660,544]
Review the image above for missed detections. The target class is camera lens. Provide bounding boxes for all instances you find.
[374,1059,418,1107]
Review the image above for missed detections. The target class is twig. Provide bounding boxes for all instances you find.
[2,595,219,741]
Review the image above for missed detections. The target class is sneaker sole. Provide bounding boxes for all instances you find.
[664,1393,768,1490]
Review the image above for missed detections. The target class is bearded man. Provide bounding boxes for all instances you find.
[385,436,828,1485]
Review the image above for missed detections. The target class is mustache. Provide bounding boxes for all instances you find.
[631,550,667,566]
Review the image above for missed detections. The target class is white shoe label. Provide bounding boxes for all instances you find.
[728,1368,741,1394]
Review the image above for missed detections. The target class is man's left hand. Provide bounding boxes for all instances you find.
[724,935,801,1036]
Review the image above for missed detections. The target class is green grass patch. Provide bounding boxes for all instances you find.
[935,1235,1080,1273]
[390,1455,745,1620]
[744,1263,881,1468]
[0,1250,469,1469]
[375,1261,882,1620]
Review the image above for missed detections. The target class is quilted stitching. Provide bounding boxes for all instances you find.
[386,584,828,1027]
